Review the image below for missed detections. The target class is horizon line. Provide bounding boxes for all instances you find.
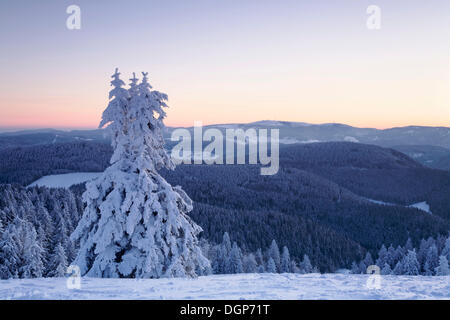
[1,120,450,133]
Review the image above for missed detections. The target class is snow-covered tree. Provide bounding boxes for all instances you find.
[425,244,439,276]
[280,246,291,273]
[47,243,68,277]
[405,238,413,252]
[17,220,44,278]
[393,261,403,275]
[300,254,313,274]
[376,245,388,268]
[363,252,374,270]
[441,236,450,260]
[401,250,420,276]
[212,232,232,274]
[386,244,396,267]
[381,263,392,275]
[221,232,232,255]
[255,248,264,267]
[266,257,277,273]
[350,261,359,274]
[227,242,243,274]
[0,224,19,279]
[243,253,258,273]
[268,240,280,272]
[71,70,210,278]
[290,260,300,274]
[435,256,449,276]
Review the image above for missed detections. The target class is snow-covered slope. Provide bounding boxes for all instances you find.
[28,172,102,189]
[409,202,432,214]
[0,274,448,300]
[365,198,432,214]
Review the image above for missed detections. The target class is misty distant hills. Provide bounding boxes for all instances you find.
[167,121,450,149]
[2,121,450,148]
[0,129,110,149]
[2,121,450,170]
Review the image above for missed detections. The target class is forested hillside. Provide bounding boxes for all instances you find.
[0,142,111,185]
[1,141,449,272]
[0,185,82,278]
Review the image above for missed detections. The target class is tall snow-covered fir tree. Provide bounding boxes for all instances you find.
[71,69,210,278]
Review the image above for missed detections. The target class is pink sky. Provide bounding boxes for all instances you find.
[1,1,450,130]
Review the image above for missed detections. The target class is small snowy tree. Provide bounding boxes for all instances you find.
[393,261,403,275]
[266,257,277,273]
[386,245,396,267]
[381,263,392,275]
[47,243,68,277]
[405,238,413,252]
[18,221,44,278]
[435,256,449,276]
[376,245,388,268]
[363,252,374,270]
[212,233,232,274]
[401,250,420,276]
[71,70,210,278]
[268,240,280,272]
[227,242,243,274]
[351,261,359,274]
[243,253,258,273]
[300,254,313,274]
[0,224,19,279]
[290,260,300,273]
[255,248,264,270]
[425,244,439,276]
[280,246,291,273]
[441,237,450,261]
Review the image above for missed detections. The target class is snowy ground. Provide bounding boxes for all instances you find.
[28,172,101,189]
[0,274,448,300]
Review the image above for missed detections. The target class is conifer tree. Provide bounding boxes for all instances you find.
[300,254,313,274]
[47,243,68,277]
[280,246,291,273]
[268,240,280,272]
[243,253,258,273]
[228,242,243,274]
[401,250,420,276]
[71,69,210,278]
[435,256,449,276]
[266,257,277,273]
[381,263,392,275]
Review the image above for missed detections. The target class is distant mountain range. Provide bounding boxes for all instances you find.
[2,121,450,170]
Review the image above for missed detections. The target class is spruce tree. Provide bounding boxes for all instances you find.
[0,224,19,279]
[243,253,258,273]
[280,246,291,273]
[300,254,313,273]
[266,258,277,273]
[425,244,439,276]
[268,240,280,272]
[47,243,68,277]
[435,256,449,276]
[228,242,243,274]
[381,263,392,275]
[402,250,420,276]
[71,70,210,278]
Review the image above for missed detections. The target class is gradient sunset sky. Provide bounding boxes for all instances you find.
[0,0,449,130]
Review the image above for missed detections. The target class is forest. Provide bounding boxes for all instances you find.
[0,140,449,276]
